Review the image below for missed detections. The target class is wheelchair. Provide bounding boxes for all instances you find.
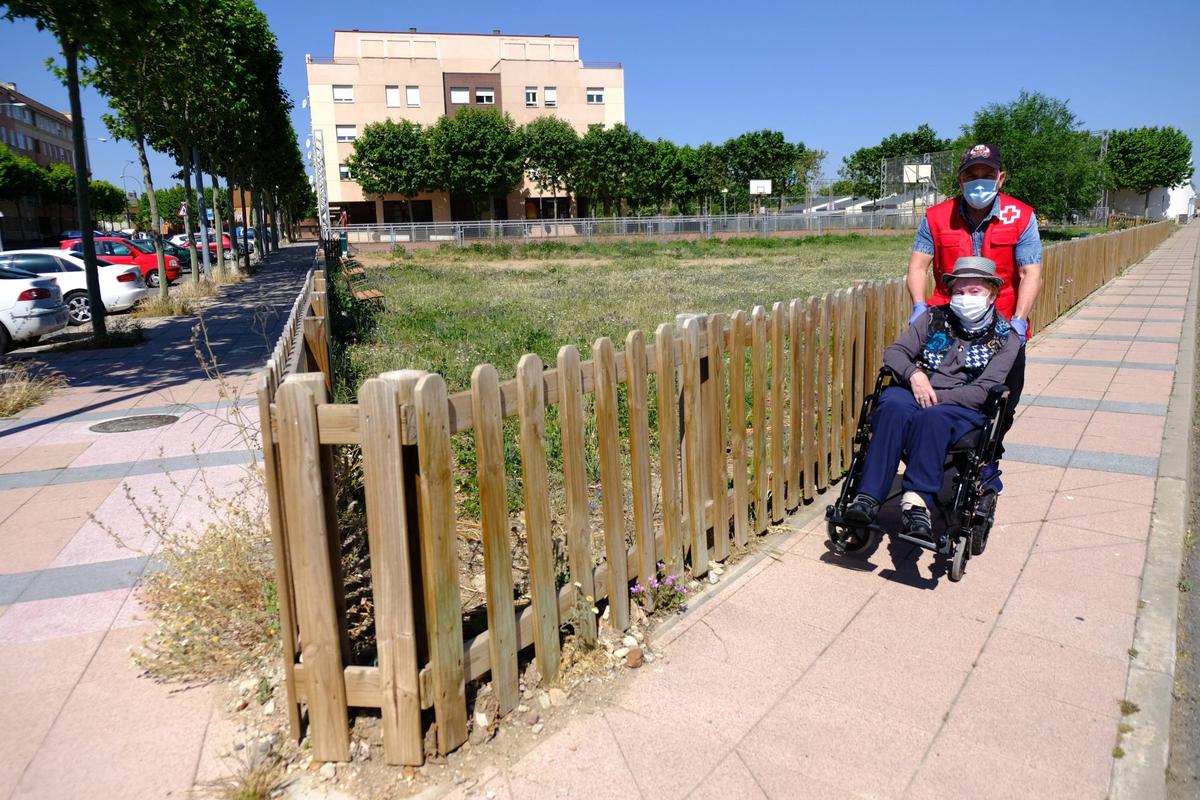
[825,367,1012,582]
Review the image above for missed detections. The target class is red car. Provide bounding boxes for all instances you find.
[191,232,245,260]
[60,237,181,287]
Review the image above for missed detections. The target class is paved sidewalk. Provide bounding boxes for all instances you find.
[0,246,312,800]
[444,224,1198,800]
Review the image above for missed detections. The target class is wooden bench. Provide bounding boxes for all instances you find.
[338,257,366,280]
[342,270,384,303]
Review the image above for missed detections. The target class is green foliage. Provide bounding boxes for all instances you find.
[959,91,1105,221]
[0,143,45,199]
[42,161,76,203]
[89,179,126,220]
[522,116,579,213]
[721,129,809,210]
[346,118,431,200]
[840,124,951,199]
[427,107,524,218]
[1106,126,1194,211]
[573,123,652,216]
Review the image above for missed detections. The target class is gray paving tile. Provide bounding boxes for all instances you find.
[0,570,36,604]
[1046,333,1179,343]
[0,449,258,491]
[0,398,256,432]
[1027,357,1176,371]
[1003,443,1159,476]
[14,556,154,603]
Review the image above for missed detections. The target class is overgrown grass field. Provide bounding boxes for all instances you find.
[343,233,915,391]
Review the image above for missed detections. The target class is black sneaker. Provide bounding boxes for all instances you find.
[844,493,880,525]
[901,505,933,540]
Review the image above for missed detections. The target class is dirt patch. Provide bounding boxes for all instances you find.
[677,257,762,267]
[455,258,611,271]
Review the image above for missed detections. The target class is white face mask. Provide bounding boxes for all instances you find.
[949,293,992,324]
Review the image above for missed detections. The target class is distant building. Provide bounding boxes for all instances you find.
[0,81,81,246]
[1110,182,1197,221]
[305,29,624,223]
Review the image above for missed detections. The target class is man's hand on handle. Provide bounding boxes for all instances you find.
[909,302,928,325]
[910,372,938,408]
[1010,316,1028,340]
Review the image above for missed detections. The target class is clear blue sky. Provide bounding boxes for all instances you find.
[1,0,1197,193]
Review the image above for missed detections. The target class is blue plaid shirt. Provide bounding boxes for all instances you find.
[913,197,1042,266]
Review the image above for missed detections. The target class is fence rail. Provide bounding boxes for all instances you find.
[261,221,1172,765]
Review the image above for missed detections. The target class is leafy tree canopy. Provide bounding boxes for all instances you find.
[839,124,951,199]
[346,119,431,200]
[0,143,46,199]
[427,107,524,217]
[1106,126,1193,211]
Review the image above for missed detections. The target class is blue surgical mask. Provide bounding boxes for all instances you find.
[963,178,998,209]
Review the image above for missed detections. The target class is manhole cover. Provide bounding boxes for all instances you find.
[89,414,179,433]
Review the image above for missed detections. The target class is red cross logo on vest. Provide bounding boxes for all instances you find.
[998,204,1022,225]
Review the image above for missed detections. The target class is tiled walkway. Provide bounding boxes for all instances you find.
[445,224,1198,800]
[0,247,310,800]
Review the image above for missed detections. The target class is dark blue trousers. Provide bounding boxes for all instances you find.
[856,386,987,508]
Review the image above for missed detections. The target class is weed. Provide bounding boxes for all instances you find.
[1120,700,1141,716]
[1128,647,1139,658]
[198,746,283,800]
[630,563,689,614]
[1181,577,1193,593]
[1119,722,1134,735]
[1113,745,1125,759]
[132,293,194,319]
[0,361,65,417]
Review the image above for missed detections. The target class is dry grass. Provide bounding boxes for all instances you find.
[132,293,195,319]
[133,271,248,319]
[197,748,284,800]
[0,361,66,417]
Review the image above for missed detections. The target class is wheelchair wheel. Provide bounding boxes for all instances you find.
[949,535,968,582]
[827,521,880,558]
[971,493,997,556]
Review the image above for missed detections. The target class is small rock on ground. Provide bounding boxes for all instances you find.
[626,647,644,669]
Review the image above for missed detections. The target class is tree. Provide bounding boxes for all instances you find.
[1106,127,1194,215]
[346,119,431,221]
[89,179,125,222]
[840,124,951,199]
[722,130,808,211]
[521,116,578,219]
[0,143,44,200]
[960,91,1105,221]
[427,108,524,220]
[43,161,79,230]
[573,123,651,216]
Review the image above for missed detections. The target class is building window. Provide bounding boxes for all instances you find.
[385,86,401,107]
[544,86,557,108]
[586,87,604,104]
[475,87,495,105]
[525,86,538,107]
[449,87,469,104]
[332,85,354,103]
[335,125,356,142]
[406,86,420,107]
[339,164,352,181]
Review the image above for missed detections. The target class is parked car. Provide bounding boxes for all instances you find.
[128,238,192,272]
[59,236,181,288]
[0,249,147,326]
[235,226,272,246]
[57,230,106,241]
[168,233,192,248]
[192,231,245,259]
[0,261,69,353]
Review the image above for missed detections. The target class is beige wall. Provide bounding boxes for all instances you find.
[306,30,625,219]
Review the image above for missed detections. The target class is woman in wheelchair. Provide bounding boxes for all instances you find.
[834,256,1021,573]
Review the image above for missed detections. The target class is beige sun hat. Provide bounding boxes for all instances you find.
[942,256,1004,287]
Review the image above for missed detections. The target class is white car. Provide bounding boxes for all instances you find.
[168,233,192,248]
[0,250,148,326]
[0,262,68,354]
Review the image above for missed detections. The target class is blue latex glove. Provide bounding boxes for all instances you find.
[908,302,928,325]
[1011,317,1028,340]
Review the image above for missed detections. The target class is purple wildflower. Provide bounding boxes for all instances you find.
[648,577,659,589]
[630,583,644,594]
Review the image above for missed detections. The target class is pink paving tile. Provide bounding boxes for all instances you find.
[1013,405,1092,424]
[0,630,105,694]
[1033,523,1147,578]
[1075,433,1162,457]
[0,442,91,474]
[1002,417,1086,450]
[1016,554,1141,613]
[0,588,129,645]
[974,627,1128,718]
[0,486,38,526]
[796,634,968,732]
[1047,505,1152,541]
[0,686,73,799]
[603,705,734,798]
[1041,382,1107,401]
[725,553,880,634]
[738,688,932,798]
[506,712,642,800]
[1123,342,1179,364]
[1103,384,1173,404]
[1085,410,1165,438]
[1057,469,1156,505]
[939,675,1115,793]
[990,488,1054,523]
[11,669,217,800]
[669,586,836,684]
[612,647,787,744]
[687,752,768,800]
[725,751,863,800]
[1045,493,1134,524]
[907,732,1106,800]
[1137,322,1183,338]
[998,583,1135,660]
[840,590,993,671]
[0,515,86,573]
[1093,321,1141,336]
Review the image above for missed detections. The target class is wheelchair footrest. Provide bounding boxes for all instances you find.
[896,530,950,554]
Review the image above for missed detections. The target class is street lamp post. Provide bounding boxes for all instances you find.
[721,187,728,216]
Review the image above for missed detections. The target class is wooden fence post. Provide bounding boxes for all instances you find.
[705,315,729,559]
[802,297,818,501]
[413,373,468,754]
[680,317,708,574]
[556,348,597,646]
[787,299,804,513]
[625,331,657,593]
[749,306,768,534]
[728,311,750,546]
[471,364,521,710]
[358,369,426,765]
[654,324,684,577]
[817,294,832,491]
[593,338,632,629]
[276,373,350,762]
[515,355,564,677]
[769,302,786,523]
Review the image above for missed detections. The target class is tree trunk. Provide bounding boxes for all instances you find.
[224,173,239,272]
[193,149,212,278]
[1144,191,1151,218]
[267,192,280,254]
[133,121,167,299]
[63,38,106,338]
[210,173,225,272]
[179,147,199,283]
[239,184,251,272]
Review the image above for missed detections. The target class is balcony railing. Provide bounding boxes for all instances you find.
[582,60,622,69]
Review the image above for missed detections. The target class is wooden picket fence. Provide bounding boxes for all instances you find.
[259,221,1171,765]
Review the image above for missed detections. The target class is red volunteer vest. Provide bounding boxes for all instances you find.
[925,193,1035,320]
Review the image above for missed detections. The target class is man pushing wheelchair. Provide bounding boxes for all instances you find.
[826,256,1020,581]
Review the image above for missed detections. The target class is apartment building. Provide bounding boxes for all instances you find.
[0,81,80,246]
[305,30,624,223]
